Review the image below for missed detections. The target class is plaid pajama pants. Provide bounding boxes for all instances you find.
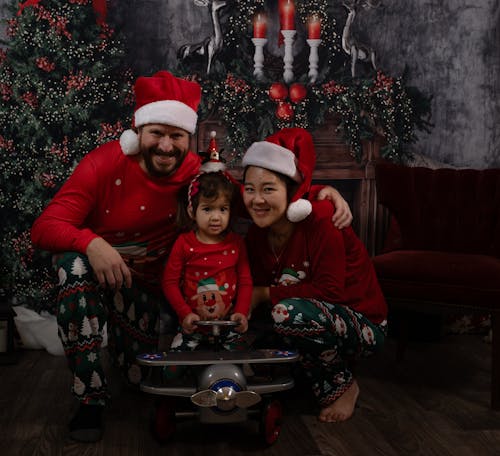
[54,252,171,406]
[271,297,387,407]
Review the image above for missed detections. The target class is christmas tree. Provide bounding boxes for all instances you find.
[0,0,134,312]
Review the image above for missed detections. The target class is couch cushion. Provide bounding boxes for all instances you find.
[373,250,500,310]
[375,163,500,256]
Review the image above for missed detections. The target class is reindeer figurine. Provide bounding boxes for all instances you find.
[342,0,381,77]
[177,0,227,75]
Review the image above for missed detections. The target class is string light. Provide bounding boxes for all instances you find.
[0,0,134,311]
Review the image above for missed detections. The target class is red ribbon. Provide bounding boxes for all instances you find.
[17,0,40,16]
[92,0,107,25]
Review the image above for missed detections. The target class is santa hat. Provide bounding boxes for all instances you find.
[120,71,201,155]
[187,131,239,213]
[279,268,302,283]
[199,131,226,173]
[195,278,225,294]
[242,127,316,222]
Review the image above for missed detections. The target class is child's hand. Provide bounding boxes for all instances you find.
[182,312,200,334]
[230,313,248,333]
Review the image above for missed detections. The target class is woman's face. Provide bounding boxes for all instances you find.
[243,166,288,228]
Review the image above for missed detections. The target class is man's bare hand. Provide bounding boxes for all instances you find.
[182,312,200,334]
[86,237,132,291]
[317,186,353,229]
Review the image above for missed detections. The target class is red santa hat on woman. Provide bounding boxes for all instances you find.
[119,71,201,155]
[242,127,316,222]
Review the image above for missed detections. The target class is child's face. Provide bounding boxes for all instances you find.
[193,194,231,241]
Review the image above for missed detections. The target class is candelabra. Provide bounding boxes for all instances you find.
[307,39,321,83]
[281,30,296,84]
[252,38,267,81]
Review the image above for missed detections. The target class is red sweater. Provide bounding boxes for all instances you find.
[31,140,201,286]
[246,200,387,324]
[162,231,253,321]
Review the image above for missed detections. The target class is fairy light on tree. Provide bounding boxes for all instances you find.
[0,0,134,311]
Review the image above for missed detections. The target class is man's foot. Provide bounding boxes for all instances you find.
[69,404,104,442]
[318,379,359,423]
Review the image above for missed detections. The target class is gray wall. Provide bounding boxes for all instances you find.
[360,0,500,167]
[2,0,499,168]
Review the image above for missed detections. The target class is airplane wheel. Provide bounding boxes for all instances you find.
[151,398,176,443]
[260,399,283,445]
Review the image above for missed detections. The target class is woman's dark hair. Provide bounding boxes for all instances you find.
[242,166,300,204]
[177,172,236,231]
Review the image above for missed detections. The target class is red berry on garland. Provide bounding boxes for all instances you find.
[289,83,307,103]
[269,82,288,101]
[275,101,294,121]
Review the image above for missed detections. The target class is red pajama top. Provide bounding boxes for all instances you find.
[246,200,387,324]
[31,140,201,287]
[162,231,253,321]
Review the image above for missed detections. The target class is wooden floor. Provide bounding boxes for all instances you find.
[1,334,500,455]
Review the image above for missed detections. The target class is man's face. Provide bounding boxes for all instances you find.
[138,124,190,177]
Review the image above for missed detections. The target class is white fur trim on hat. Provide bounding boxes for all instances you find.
[242,141,302,182]
[200,161,226,173]
[120,129,140,155]
[134,100,198,134]
[287,199,312,222]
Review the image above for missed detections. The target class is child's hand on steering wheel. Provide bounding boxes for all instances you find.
[230,313,248,333]
[182,312,201,334]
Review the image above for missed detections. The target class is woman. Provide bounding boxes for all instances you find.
[242,127,387,423]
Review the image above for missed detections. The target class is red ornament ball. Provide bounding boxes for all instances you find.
[275,101,294,121]
[269,82,288,101]
[289,83,307,103]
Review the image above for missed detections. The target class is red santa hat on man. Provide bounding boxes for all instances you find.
[119,71,201,155]
[242,127,316,222]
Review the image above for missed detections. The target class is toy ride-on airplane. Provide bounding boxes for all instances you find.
[137,320,299,445]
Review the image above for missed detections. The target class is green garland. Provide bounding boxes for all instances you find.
[178,0,432,163]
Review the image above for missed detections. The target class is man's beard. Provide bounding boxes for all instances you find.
[141,145,187,177]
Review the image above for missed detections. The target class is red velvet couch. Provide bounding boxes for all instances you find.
[372,161,500,409]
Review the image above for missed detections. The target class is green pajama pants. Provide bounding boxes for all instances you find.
[271,298,387,407]
[54,252,171,406]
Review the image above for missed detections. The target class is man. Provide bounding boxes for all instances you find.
[31,71,352,442]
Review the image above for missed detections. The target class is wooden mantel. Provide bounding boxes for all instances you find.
[194,117,381,256]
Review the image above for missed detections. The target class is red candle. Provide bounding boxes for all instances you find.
[280,0,295,31]
[308,14,321,39]
[253,13,267,38]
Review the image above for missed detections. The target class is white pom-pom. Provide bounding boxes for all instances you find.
[286,199,312,222]
[210,130,216,138]
[119,129,140,155]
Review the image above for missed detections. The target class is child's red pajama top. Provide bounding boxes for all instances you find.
[162,231,252,321]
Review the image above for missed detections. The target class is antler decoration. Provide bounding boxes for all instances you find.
[341,0,382,77]
[177,0,228,75]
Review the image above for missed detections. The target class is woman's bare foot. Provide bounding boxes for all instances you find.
[318,380,359,423]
